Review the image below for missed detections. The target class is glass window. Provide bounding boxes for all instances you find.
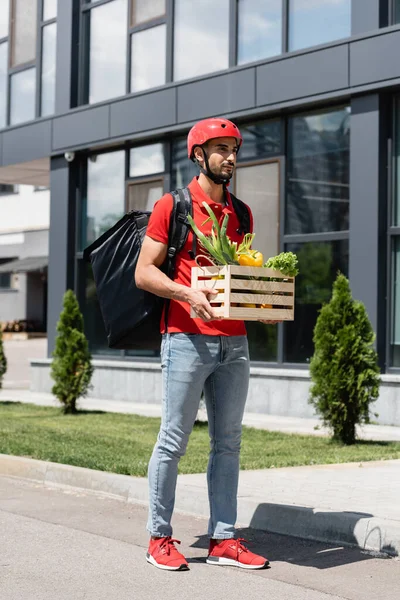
[238,120,281,162]
[0,41,7,128]
[284,239,349,363]
[393,98,400,226]
[77,260,119,356]
[391,237,400,367]
[41,22,56,116]
[130,143,165,177]
[174,0,229,82]
[127,180,164,212]
[289,0,351,52]
[131,0,165,26]
[83,151,125,248]
[235,161,280,263]
[0,0,10,38]
[396,1,400,24]
[171,137,199,189]
[286,107,350,235]
[0,273,11,288]
[88,0,128,104]
[237,0,282,65]
[10,0,38,67]
[131,25,166,92]
[43,0,57,21]
[10,67,36,125]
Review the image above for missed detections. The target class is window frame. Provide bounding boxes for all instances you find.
[1,0,57,128]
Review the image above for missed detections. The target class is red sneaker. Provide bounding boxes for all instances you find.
[207,538,269,569]
[146,537,189,571]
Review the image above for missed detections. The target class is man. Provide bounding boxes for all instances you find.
[136,117,278,571]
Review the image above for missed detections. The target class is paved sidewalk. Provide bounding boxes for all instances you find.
[1,388,400,556]
[1,387,400,441]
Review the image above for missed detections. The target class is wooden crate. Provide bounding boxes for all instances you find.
[191,265,295,321]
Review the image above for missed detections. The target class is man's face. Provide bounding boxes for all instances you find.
[196,136,239,180]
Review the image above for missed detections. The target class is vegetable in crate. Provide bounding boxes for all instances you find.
[264,252,299,277]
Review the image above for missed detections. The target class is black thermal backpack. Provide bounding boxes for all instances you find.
[83,187,250,351]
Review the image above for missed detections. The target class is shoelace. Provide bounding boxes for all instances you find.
[159,537,182,556]
[233,538,249,559]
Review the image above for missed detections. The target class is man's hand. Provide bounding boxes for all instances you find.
[258,320,283,325]
[186,288,221,322]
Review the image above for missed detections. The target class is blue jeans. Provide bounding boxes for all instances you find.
[147,333,250,539]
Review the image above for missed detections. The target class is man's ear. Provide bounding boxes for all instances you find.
[193,146,204,165]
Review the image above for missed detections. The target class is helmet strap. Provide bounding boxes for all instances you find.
[198,147,231,185]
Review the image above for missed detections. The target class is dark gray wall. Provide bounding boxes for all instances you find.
[351,0,385,35]
[349,93,387,364]
[47,156,76,354]
[2,26,400,165]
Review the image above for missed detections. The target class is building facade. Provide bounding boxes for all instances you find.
[0,184,49,332]
[2,0,400,422]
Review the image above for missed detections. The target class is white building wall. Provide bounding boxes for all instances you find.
[0,186,50,234]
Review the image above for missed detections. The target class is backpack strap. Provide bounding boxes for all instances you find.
[229,192,251,235]
[164,187,193,332]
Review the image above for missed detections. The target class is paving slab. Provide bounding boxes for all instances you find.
[1,476,399,600]
[0,453,399,557]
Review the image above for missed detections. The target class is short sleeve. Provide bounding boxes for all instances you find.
[146,194,173,245]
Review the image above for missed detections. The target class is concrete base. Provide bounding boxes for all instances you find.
[30,358,400,426]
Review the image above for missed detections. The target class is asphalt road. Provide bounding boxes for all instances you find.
[0,476,399,600]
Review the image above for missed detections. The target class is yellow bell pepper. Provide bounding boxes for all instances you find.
[238,251,264,267]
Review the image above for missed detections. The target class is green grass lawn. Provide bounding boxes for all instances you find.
[0,402,399,477]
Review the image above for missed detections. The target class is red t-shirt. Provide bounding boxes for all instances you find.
[145,177,253,336]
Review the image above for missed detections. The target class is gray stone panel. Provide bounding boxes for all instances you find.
[256,45,349,106]
[177,69,256,123]
[351,0,381,35]
[349,94,380,333]
[2,121,52,166]
[52,105,110,150]
[110,88,176,138]
[350,30,400,87]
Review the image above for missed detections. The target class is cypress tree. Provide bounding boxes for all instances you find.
[309,273,380,445]
[51,290,93,414]
[0,328,7,389]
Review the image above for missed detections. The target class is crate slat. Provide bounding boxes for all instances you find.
[230,293,293,306]
[190,265,295,321]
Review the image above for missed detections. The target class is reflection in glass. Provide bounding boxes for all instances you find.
[174,0,229,81]
[235,162,280,262]
[0,42,7,128]
[284,240,349,363]
[130,143,165,177]
[394,98,400,226]
[128,180,164,212]
[10,67,36,125]
[391,237,400,366]
[77,259,120,356]
[11,0,37,66]
[89,0,127,104]
[238,120,281,162]
[131,0,165,25]
[238,0,281,65]
[289,0,351,51]
[84,151,125,248]
[0,0,10,38]
[43,0,57,21]
[171,137,199,188]
[286,107,350,235]
[41,23,56,116]
[131,25,166,92]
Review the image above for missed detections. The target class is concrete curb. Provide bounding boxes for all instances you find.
[0,454,399,557]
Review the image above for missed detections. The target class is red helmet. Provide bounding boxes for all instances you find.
[187,117,242,160]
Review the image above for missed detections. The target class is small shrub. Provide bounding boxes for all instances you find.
[0,328,7,389]
[309,273,380,445]
[51,290,93,414]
